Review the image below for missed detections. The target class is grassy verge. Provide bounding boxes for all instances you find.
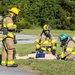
[15,43,75,75]
[19,29,75,36]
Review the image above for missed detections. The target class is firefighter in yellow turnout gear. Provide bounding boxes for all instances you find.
[0,7,20,67]
[58,34,75,61]
[35,24,57,56]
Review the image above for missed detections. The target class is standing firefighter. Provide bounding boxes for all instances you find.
[57,34,75,61]
[0,7,20,67]
[35,24,57,56]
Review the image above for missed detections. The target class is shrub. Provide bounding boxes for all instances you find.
[16,18,31,29]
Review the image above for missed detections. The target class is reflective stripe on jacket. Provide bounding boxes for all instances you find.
[7,61,15,65]
[3,16,16,38]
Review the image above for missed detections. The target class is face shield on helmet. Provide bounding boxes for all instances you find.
[43,24,51,37]
[59,34,68,47]
[9,12,17,23]
[12,15,17,23]
[44,30,50,37]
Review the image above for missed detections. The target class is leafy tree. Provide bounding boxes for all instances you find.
[0,0,75,30]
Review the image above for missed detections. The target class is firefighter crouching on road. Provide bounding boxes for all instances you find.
[0,7,20,67]
[35,24,57,56]
[57,34,75,61]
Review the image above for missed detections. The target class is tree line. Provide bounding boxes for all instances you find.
[0,0,75,30]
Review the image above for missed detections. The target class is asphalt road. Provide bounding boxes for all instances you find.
[16,34,59,44]
[0,34,59,45]
[16,34,37,44]
[0,34,37,46]
[0,65,38,75]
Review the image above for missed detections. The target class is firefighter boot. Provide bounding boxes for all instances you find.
[7,63,18,67]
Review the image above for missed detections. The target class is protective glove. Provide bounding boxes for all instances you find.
[51,49,56,55]
[57,54,61,60]
[36,48,43,53]
[57,54,66,60]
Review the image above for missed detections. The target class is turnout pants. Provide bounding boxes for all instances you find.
[1,37,15,66]
[65,54,75,61]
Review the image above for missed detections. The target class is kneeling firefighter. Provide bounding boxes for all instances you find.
[0,7,20,67]
[57,34,75,61]
[35,24,57,55]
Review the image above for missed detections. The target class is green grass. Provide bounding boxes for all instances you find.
[15,44,35,56]
[0,41,75,75]
[14,43,75,75]
[19,29,42,35]
[0,29,75,75]
[19,29,75,36]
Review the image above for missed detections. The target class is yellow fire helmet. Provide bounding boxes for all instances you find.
[43,24,49,30]
[8,7,20,15]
